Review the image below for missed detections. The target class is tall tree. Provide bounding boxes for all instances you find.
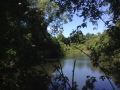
[69,30,85,44]
[57,32,65,41]
[0,0,64,89]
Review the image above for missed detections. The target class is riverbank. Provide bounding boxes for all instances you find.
[65,50,90,55]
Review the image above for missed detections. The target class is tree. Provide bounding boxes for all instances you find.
[69,30,85,44]
[37,0,120,88]
[57,32,65,41]
[50,0,120,28]
[1,0,120,89]
[87,24,120,86]
[36,0,73,34]
[0,0,65,89]
[85,33,96,41]
[62,37,71,46]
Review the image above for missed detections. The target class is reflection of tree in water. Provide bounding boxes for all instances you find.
[112,74,120,87]
[77,62,84,68]
[47,58,120,90]
[99,60,120,88]
[76,59,100,73]
[87,61,102,73]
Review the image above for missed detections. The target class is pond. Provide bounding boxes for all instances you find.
[46,53,120,90]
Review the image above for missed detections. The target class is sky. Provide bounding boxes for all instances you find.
[62,14,107,37]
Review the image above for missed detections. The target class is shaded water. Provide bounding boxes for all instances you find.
[47,53,120,90]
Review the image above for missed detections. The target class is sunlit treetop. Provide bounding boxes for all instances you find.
[36,0,74,34]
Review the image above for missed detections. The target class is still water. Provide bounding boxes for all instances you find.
[47,53,120,90]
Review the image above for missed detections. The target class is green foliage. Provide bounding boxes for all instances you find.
[86,21,120,87]
[0,0,65,89]
[1,0,120,89]
[70,30,85,44]
[37,0,59,23]
[85,33,98,41]
[37,0,73,34]
[57,32,65,42]
[87,32,109,52]
[51,0,120,28]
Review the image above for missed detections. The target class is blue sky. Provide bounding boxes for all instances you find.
[62,14,106,37]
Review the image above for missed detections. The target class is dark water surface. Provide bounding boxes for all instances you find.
[47,53,120,90]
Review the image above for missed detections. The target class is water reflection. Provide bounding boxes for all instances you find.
[45,54,120,90]
[56,54,120,90]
